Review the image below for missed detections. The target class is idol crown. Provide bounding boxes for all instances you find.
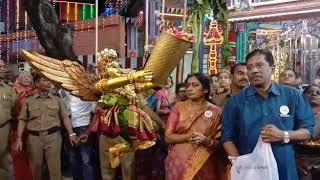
[97,48,118,64]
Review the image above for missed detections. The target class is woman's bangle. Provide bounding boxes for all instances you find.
[189,136,194,143]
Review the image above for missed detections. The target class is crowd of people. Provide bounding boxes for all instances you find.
[0,48,320,180]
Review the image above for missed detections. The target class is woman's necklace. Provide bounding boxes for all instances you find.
[189,101,208,120]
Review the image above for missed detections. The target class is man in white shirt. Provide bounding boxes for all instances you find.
[61,90,96,180]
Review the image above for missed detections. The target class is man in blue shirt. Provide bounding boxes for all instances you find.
[221,49,315,180]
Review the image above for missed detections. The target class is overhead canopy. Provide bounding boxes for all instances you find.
[228,0,320,22]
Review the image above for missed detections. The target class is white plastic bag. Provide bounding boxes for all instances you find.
[231,137,279,180]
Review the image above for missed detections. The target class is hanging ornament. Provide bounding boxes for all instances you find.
[204,19,223,75]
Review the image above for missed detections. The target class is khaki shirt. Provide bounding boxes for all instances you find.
[19,93,70,131]
[0,80,17,125]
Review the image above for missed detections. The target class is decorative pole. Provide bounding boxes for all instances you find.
[198,16,205,73]
[182,0,187,31]
[161,0,165,21]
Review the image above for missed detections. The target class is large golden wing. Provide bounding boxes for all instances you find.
[19,49,101,101]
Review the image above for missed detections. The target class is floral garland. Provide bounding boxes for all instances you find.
[166,28,194,42]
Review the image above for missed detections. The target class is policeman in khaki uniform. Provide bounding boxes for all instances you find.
[16,74,77,180]
[0,59,17,180]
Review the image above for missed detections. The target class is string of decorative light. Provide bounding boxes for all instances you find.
[0,34,1,59]
[6,0,10,63]
[74,3,78,37]
[88,4,94,32]
[66,2,70,22]
[90,4,94,19]
[101,0,116,17]
[102,16,105,31]
[52,0,56,8]
[54,0,94,5]
[32,32,37,51]
[81,4,86,32]
[0,0,2,60]
[59,2,62,21]
[75,3,78,21]
[16,0,20,61]
[24,11,28,51]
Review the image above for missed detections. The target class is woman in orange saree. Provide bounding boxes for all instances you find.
[165,73,229,180]
[10,71,34,180]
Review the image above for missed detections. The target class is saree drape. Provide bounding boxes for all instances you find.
[165,101,229,180]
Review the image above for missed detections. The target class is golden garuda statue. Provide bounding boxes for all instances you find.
[19,29,193,167]
[19,29,193,100]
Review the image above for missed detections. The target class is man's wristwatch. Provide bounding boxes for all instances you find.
[283,131,290,144]
[228,156,237,165]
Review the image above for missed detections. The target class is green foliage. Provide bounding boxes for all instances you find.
[99,94,118,107]
[189,0,211,73]
[191,0,211,14]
